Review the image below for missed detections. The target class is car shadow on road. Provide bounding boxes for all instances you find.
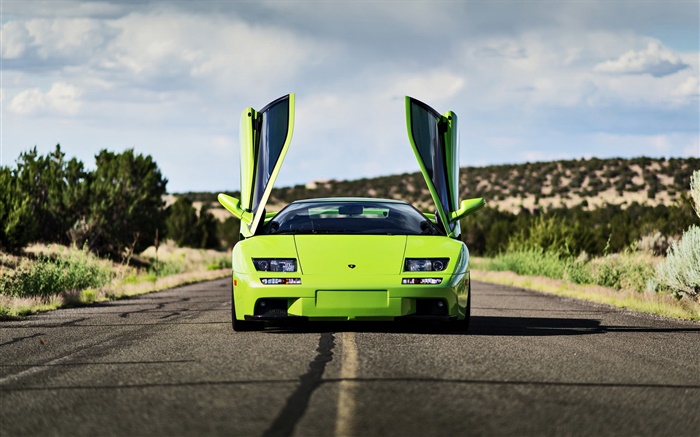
[467,316,604,336]
[468,316,700,336]
[264,316,700,336]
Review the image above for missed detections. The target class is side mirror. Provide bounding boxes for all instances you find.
[218,193,253,226]
[451,198,485,221]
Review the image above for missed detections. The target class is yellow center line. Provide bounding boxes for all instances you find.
[335,331,358,437]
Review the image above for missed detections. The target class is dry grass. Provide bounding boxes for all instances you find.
[110,269,229,299]
[471,269,700,321]
[139,243,229,270]
[0,269,229,319]
[1,242,231,319]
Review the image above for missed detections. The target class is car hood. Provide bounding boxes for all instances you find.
[294,235,407,275]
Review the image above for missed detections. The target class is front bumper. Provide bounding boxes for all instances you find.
[233,272,469,321]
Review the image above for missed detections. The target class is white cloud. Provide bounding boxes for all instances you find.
[9,82,83,115]
[1,18,112,63]
[388,70,465,104]
[594,41,689,77]
[651,135,671,152]
[26,18,110,60]
[100,11,335,95]
[673,76,700,98]
[683,138,700,157]
[211,136,234,153]
[0,21,31,59]
[521,150,575,163]
[451,33,698,112]
[588,133,697,156]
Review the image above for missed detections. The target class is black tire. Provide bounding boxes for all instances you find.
[462,287,472,330]
[231,286,262,332]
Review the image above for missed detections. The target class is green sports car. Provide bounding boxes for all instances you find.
[218,94,484,331]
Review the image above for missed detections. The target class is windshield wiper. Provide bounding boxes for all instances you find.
[270,229,316,234]
[271,229,361,235]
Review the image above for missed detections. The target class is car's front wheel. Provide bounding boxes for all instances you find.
[446,275,471,332]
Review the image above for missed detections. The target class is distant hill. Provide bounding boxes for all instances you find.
[177,156,699,220]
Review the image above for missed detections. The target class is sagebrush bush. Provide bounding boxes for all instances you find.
[0,247,111,299]
[654,225,700,300]
[691,170,700,218]
[652,171,700,301]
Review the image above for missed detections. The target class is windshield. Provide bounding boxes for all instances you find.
[263,200,442,236]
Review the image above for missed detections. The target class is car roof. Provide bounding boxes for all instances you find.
[291,197,409,205]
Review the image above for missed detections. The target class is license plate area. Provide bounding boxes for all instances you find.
[316,290,388,309]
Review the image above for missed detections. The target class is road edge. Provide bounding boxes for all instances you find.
[471,269,700,322]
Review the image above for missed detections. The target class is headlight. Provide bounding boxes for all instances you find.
[253,258,297,272]
[404,258,449,272]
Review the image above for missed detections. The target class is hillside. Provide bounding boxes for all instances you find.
[179,156,699,219]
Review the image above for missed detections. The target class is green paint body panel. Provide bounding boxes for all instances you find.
[231,234,469,320]
[218,193,252,225]
[295,235,407,275]
[452,198,486,220]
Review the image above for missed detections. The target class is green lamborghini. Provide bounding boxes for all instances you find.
[218,94,484,331]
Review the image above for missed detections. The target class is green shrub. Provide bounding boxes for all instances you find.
[486,248,568,280]
[0,247,111,299]
[484,248,654,293]
[565,258,594,284]
[81,289,98,304]
[507,215,576,256]
[85,149,167,259]
[592,256,625,290]
[149,259,184,278]
[207,258,232,271]
[122,274,140,284]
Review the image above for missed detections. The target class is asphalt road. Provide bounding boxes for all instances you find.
[1,278,699,437]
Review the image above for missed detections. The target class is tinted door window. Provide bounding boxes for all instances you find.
[408,99,454,217]
[252,96,290,214]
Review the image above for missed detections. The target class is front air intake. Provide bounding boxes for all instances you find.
[415,299,448,316]
[254,299,289,317]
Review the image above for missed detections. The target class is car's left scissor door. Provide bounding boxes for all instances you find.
[239,94,295,237]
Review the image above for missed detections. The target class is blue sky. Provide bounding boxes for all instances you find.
[1,0,698,193]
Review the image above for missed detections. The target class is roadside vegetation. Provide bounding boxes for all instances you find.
[1,145,697,320]
[0,145,236,319]
[471,169,700,320]
[0,242,230,319]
